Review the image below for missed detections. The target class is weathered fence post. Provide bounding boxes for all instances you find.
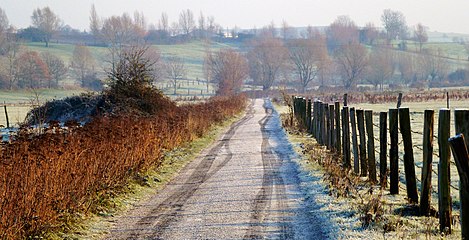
[350,108,360,174]
[420,110,434,216]
[389,108,399,194]
[357,109,367,177]
[344,93,348,107]
[365,110,377,182]
[379,112,387,188]
[448,134,469,240]
[324,103,331,150]
[313,101,318,138]
[329,104,335,150]
[3,103,9,129]
[307,99,312,132]
[342,106,351,168]
[397,92,403,108]
[399,107,419,204]
[335,102,341,155]
[321,103,329,146]
[455,109,469,148]
[438,108,452,234]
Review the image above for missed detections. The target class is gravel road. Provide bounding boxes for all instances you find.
[104,99,333,239]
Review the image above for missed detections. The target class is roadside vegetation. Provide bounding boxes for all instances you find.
[0,45,246,239]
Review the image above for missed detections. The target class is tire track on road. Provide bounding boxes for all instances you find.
[125,100,255,239]
[244,100,293,239]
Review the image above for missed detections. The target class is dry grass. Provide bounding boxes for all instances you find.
[0,95,246,239]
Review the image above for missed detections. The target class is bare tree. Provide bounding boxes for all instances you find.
[31,7,61,47]
[414,23,428,52]
[247,37,289,90]
[89,4,101,39]
[364,48,394,90]
[198,11,206,39]
[102,13,144,69]
[205,49,248,96]
[3,36,20,89]
[395,52,417,85]
[381,9,408,43]
[334,43,368,89]
[327,15,359,51]
[41,52,67,88]
[281,20,295,40]
[165,56,186,95]
[0,7,9,53]
[16,51,50,88]
[419,48,449,86]
[361,22,379,45]
[71,45,95,87]
[133,11,147,39]
[158,12,169,37]
[179,9,195,37]
[288,38,327,92]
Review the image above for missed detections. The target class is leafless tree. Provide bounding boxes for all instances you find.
[334,43,368,89]
[179,9,195,37]
[198,11,207,39]
[2,36,20,89]
[41,52,68,88]
[71,45,95,87]
[89,4,101,39]
[0,8,9,53]
[31,7,61,47]
[362,22,379,45]
[414,23,428,52]
[16,51,50,88]
[327,15,359,50]
[395,52,417,85]
[133,11,147,39]
[281,20,295,40]
[419,48,449,86]
[364,48,394,90]
[288,38,327,92]
[165,56,186,95]
[158,12,169,36]
[205,49,248,96]
[381,9,408,43]
[247,37,289,90]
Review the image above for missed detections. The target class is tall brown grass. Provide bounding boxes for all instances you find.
[0,95,246,239]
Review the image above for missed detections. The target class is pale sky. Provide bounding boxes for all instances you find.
[2,0,469,34]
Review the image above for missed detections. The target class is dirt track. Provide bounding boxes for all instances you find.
[103,99,332,239]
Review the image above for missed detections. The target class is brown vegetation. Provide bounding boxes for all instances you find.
[0,94,246,239]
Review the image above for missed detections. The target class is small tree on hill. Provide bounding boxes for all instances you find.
[205,49,248,96]
[165,56,186,95]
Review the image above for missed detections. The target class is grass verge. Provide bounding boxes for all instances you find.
[273,100,462,239]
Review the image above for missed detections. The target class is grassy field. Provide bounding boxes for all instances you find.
[24,41,236,95]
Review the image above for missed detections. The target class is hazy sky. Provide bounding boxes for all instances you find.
[2,0,469,34]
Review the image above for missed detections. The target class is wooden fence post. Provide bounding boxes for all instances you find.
[335,102,341,155]
[329,104,335,150]
[350,107,360,174]
[321,103,329,146]
[3,104,9,129]
[448,134,469,240]
[389,108,399,194]
[438,108,452,233]
[455,109,469,148]
[307,99,312,133]
[357,109,367,177]
[420,110,434,216]
[379,112,387,188]
[399,107,419,204]
[365,110,377,183]
[342,106,351,168]
[313,101,318,138]
[324,104,330,148]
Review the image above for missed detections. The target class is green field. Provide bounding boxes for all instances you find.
[21,41,239,97]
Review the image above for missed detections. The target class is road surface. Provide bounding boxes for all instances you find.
[104,99,333,239]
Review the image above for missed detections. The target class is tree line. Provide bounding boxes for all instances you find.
[1,6,468,93]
